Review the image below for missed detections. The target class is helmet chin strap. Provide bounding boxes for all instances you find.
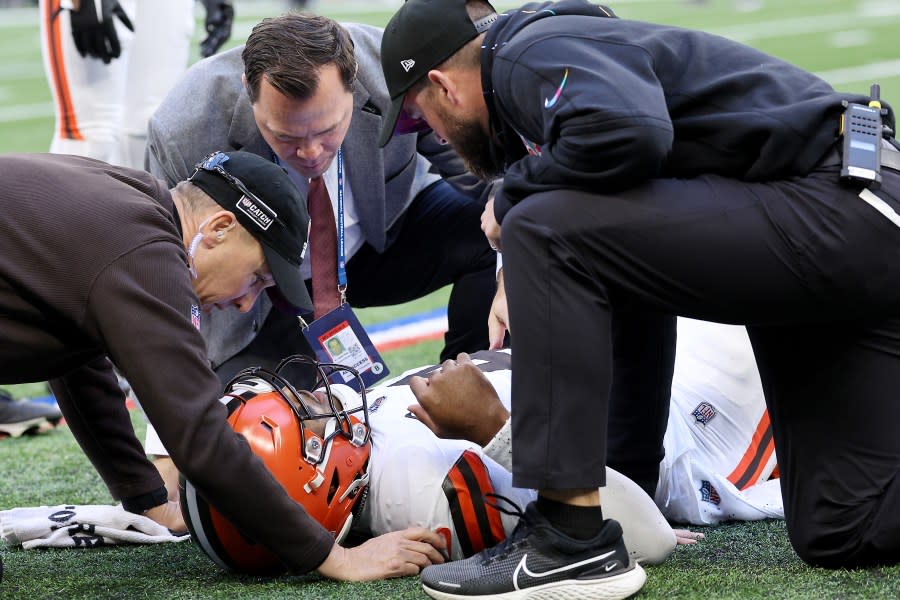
[187,216,213,279]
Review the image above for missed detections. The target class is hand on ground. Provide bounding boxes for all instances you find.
[674,528,705,545]
[316,527,447,581]
[144,500,186,535]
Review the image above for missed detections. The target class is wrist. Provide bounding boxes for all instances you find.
[483,417,513,470]
[479,405,510,447]
[316,542,348,580]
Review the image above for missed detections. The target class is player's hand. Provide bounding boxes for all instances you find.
[68,0,134,64]
[316,528,447,581]
[199,0,234,58]
[481,196,502,251]
[409,353,509,447]
[488,269,509,350]
[673,528,705,545]
[143,500,187,535]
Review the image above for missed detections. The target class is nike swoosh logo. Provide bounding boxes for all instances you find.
[543,68,569,109]
[513,549,616,590]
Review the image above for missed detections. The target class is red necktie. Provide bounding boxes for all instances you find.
[307,176,341,318]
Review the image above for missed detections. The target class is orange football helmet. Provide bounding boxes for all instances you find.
[180,356,371,574]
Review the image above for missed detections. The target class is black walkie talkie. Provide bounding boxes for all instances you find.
[840,84,887,189]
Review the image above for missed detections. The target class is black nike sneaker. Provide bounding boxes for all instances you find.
[0,390,55,438]
[420,501,645,600]
[0,389,62,431]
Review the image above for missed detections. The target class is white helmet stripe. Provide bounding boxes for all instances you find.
[184,480,232,571]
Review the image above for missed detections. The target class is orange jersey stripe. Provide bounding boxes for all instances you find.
[44,0,84,141]
[727,410,776,491]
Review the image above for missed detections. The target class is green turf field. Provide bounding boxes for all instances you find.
[2,0,900,598]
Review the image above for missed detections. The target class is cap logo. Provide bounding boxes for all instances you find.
[235,195,277,231]
[400,59,416,72]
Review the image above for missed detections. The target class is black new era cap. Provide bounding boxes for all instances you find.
[188,151,313,313]
[378,0,497,147]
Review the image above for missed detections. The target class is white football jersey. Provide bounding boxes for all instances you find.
[359,350,537,561]
[655,318,783,525]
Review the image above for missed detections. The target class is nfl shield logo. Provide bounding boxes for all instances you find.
[691,401,717,425]
[699,480,721,505]
[191,305,201,330]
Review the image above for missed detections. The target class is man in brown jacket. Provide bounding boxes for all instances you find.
[0,151,445,579]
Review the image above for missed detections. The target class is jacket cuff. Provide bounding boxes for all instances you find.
[121,486,169,514]
[493,189,514,225]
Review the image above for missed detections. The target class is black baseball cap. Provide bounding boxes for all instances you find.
[378,0,497,147]
[188,151,313,313]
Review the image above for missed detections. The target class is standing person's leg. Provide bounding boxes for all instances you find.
[115,0,194,169]
[39,0,134,163]
[346,180,496,360]
[748,318,900,567]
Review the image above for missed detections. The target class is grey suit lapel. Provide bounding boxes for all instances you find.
[344,79,388,251]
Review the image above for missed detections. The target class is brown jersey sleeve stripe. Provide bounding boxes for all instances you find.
[441,450,506,557]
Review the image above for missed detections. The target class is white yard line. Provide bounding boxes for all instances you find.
[3,57,900,124]
[0,102,54,123]
[1,2,899,125]
[709,10,900,43]
[816,59,900,86]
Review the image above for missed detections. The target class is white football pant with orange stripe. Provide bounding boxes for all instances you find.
[39,0,194,169]
[656,318,784,525]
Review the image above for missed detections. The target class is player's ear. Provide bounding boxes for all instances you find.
[241,73,252,100]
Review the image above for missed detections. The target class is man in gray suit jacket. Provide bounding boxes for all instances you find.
[146,13,496,384]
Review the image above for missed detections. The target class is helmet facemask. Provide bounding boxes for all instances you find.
[180,355,372,574]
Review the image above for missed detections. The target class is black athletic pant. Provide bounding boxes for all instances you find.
[502,154,900,567]
[215,178,497,386]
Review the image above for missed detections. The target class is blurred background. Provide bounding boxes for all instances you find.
[1,0,899,392]
[2,0,899,154]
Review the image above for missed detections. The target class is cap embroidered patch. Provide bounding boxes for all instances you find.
[401,59,416,72]
[235,195,277,231]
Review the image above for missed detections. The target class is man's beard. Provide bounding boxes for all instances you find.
[440,108,504,181]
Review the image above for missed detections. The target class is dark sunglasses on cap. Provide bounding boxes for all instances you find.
[393,107,432,136]
[190,151,265,208]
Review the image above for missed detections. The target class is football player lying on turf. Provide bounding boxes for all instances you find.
[148,318,781,568]
[147,355,684,571]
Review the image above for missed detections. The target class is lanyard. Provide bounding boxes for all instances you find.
[336,148,347,304]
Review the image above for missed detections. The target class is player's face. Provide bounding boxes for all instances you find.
[193,232,274,313]
[296,390,343,438]
[251,64,354,179]
[403,82,503,180]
